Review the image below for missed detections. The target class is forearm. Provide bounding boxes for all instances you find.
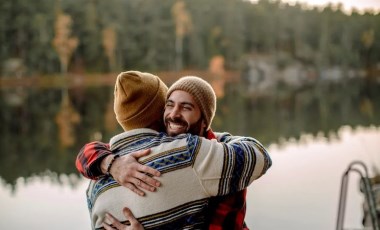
[75,141,113,179]
[228,137,272,185]
[194,135,272,196]
[214,132,272,180]
[77,140,160,195]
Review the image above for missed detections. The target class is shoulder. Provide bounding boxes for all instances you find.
[110,128,160,149]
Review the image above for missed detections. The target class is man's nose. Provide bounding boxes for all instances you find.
[169,106,181,118]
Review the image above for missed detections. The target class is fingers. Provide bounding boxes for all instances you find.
[124,182,145,196]
[132,179,156,193]
[123,208,144,229]
[102,222,115,230]
[102,210,144,230]
[104,213,125,230]
[138,164,161,177]
[118,175,151,196]
[123,208,137,225]
[130,149,151,158]
[135,172,161,188]
[130,149,160,177]
[122,178,157,196]
[111,150,161,196]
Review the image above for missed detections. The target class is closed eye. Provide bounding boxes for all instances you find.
[165,101,174,108]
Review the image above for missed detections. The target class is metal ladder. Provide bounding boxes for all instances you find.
[336,161,379,230]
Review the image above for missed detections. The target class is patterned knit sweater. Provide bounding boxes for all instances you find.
[87,128,271,230]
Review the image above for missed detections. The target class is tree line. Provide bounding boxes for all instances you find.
[0,0,379,76]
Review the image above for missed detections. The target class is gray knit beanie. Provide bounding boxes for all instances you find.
[167,76,216,131]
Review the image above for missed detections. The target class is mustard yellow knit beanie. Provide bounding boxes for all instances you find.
[167,76,216,131]
[114,71,168,131]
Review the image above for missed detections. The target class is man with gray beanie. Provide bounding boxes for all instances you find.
[164,76,216,137]
[163,76,250,229]
[78,71,271,229]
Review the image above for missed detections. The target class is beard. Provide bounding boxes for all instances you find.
[187,117,204,136]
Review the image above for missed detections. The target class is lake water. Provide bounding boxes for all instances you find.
[1,126,378,229]
[1,76,379,229]
[247,126,380,230]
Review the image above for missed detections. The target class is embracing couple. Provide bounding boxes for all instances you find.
[75,71,272,229]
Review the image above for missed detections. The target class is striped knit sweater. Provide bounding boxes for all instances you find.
[87,128,271,230]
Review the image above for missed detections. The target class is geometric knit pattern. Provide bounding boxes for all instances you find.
[87,129,272,230]
[115,198,209,230]
[87,133,200,211]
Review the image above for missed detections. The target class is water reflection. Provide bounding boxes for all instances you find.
[1,126,379,230]
[0,76,379,187]
[216,77,379,145]
[0,84,116,187]
[0,174,90,230]
[247,126,380,230]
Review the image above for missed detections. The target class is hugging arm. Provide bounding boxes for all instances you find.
[75,141,161,196]
[216,132,272,178]
[76,141,111,179]
[195,133,272,196]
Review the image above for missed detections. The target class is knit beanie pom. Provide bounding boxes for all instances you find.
[114,71,168,131]
[167,76,216,131]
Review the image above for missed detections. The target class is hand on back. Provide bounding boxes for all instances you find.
[106,149,161,196]
[102,208,144,230]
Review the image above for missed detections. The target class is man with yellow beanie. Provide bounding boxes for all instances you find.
[81,71,272,229]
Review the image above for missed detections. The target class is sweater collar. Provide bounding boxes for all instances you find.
[110,128,159,147]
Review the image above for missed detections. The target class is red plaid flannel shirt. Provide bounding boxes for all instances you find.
[75,130,249,229]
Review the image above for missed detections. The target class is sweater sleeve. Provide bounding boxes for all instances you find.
[213,132,243,143]
[192,134,272,197]
[75,141,112,179]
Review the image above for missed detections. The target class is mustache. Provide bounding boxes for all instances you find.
[165,117,188,126]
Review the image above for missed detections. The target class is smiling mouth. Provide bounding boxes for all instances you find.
[168,122,187,130]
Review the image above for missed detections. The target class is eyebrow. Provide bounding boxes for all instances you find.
[167,99,195,108]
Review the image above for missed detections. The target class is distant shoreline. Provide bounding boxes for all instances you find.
[0,70,241,89]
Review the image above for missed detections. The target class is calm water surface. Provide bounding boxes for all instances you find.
[1,77,379,229]
[1,126,378,230]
